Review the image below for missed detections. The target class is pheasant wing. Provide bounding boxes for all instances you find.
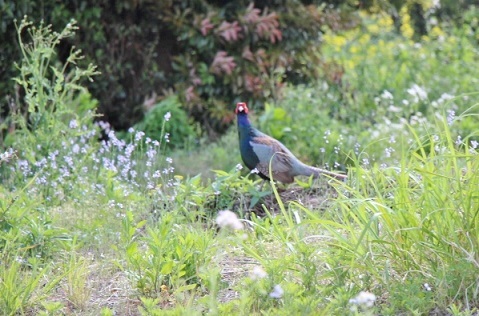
[250,136,295,182]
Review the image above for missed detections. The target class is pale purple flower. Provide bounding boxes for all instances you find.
[72,143,80,154]
[146,148,157,159]
[135,131,145,142]
[69,119,78,129]
[164,112,171,121]
[250,266,267,280]
[456,135,462,146]
[349,291,376,308]
[447,110,455,125]
[269,285,284,299]
[384,147,395,158]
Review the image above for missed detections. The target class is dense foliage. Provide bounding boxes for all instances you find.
[1,0,478,144]
[0,0,355,141]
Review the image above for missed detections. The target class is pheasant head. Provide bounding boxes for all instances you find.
[235,102,249,114]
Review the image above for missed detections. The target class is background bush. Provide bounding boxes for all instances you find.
[3,0,476,145]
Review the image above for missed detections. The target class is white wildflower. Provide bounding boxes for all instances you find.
[381,90,393,100]
[407,84,428,103]
[166,157,173,164]
[388,105,402,113]
[216,210,243,230]
[471,140,478,149]
[250,266,268,280]
[423,283,432,291]
[269,284,284,299]
[250,168,259,174]
[349,291,376,308]
[235,163,243,171]
[164,111,171,121]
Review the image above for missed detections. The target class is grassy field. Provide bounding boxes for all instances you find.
[2,12,479,315]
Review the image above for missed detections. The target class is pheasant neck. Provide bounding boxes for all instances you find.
[236,112,251,127]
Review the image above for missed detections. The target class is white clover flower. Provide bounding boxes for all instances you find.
[349,291,376,308]
[250,168,259,174]
[164,112,171,121]
[216,210,243,230]
[250,266,268,280]
[269,284,284,299]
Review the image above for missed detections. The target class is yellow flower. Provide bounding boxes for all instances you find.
[378,15,393,30]
[400,7,414,39]
[367,23,379,35]
[430,26,445,38]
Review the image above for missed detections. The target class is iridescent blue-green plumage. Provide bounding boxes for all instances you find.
[235,102,347,184]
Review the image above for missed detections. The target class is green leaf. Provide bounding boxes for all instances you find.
[160,261,174,275]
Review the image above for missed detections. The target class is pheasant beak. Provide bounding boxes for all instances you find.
[235,102,249,114]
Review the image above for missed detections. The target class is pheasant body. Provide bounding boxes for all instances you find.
[236,102,347,183]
